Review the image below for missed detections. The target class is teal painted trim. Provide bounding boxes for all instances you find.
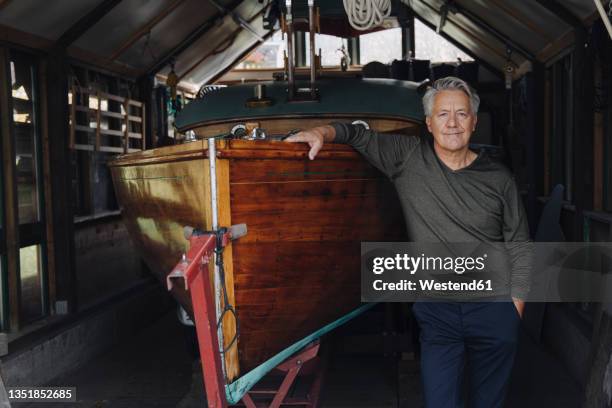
[175,78,424,131]
[225,303,376,404]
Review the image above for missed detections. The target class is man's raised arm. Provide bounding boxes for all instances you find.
[285,123,420,178]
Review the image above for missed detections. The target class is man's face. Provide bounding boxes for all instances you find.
[425,90,477,152]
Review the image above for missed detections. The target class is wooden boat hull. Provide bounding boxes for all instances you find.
[110,78,424,381]
[109,136,411,380]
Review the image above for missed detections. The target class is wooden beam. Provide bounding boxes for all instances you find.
[537,29,575,63]
[45,52,78,313]
[0,23,53,50]
[488,0,553,42]
[68,48,141,78]
[543,69,551,195]
[440,11,519,66]
[38,60,57,312]
[57,0,123,47]
[178,9,267,82]
[593,60,603,210]
[0,47,21,330]
[535,0,583,28]
[0,24,141,78]
[451,2,535,60]
[571,27,594,238]
[146,0,246,75]
[528,63,547,230]
[110,0,186,61]
[137,75,154,149]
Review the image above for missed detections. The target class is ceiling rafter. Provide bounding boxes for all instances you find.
[146,0,247,76]
[419,0,512,69]
[178,7,267,81]
[57,0,123,47]
[535,0,583,28]
[486,0,554,42]
[450,2,535,60]
[110,0,186,61]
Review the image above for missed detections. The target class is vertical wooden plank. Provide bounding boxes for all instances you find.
[45,51,77,313]
[216,158,239,381]
[38,60,56,312]
[0,47,21,330]
[95,90,101,151]
[543,69,551,195]
[593,62,603,210]
[69,85,75,149]
[136,75,152,150]
[123,100,129,153]
[141,104,146,150]
[571,28,594,239]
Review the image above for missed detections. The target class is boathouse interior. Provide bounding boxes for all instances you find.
[0,0,611,406]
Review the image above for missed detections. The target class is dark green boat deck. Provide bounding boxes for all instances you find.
[175,78,425,131]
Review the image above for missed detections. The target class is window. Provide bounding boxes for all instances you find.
[19,245,44,323]
[9,50,47,325]
[11,59,41,225]
[360,28,402,65]
[234,30,351,70]
[235,31,287,69]
[306,34,348,67]
[69,68,138,218]
[414,18,473,63]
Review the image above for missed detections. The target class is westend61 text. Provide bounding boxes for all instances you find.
[373,279,493,292]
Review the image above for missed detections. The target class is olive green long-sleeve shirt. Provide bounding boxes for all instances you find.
[332,123,532,300]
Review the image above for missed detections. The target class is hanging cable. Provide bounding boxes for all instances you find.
[343,0,392,31]
[214,229,240,355]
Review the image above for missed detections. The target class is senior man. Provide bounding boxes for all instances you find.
[286,76,531,408]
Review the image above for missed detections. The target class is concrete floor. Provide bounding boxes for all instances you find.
[15,310,582,408]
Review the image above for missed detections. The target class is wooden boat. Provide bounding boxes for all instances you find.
[108,77,423,383]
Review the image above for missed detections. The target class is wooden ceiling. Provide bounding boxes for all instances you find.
[0,0,605,87]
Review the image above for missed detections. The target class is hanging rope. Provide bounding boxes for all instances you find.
[343,0,392,31]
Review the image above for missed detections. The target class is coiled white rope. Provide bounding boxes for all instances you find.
[343,0,392,31]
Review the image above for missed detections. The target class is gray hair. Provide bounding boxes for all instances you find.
[422,76,480,117]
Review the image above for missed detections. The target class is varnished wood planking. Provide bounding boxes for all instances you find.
[110,158,211,314]
[228,158,378,183]
[214,159,240,381]
[227,153,405,371]
[232,242,360,289]
[230,178,398,214]
[109,118,417,378]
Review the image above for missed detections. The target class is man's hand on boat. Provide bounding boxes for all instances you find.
[284,125,336,160]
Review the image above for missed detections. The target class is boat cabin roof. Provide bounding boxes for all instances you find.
[175,78,425,131]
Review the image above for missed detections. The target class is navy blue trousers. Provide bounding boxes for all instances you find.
[412,301,520,408]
